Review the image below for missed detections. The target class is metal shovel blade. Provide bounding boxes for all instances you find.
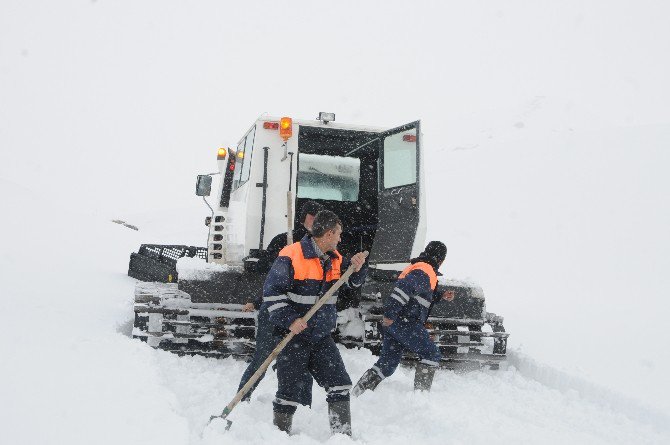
[208,414,233,431]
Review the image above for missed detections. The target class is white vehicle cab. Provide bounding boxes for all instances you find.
[205,114,426,274]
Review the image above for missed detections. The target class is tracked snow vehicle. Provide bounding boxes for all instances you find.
[130,113,509,369]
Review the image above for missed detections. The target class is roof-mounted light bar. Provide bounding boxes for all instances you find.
[318,112,335,124]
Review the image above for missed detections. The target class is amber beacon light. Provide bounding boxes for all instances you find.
[279,117,293,141]
[217,147,227,160]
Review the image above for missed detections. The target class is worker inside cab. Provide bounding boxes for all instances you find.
[265,200,324,260]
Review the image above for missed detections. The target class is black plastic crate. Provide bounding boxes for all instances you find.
[128,244,207,282]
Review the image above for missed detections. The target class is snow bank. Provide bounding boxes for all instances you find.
[164,348,669,445]
[508,350,670,435]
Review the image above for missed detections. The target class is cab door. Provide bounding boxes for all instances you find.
[368,121,421,264]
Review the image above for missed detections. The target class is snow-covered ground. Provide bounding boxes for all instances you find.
[2,1,670,443]
[1,190,667,443]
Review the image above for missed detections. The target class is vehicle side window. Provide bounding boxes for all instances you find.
[383,129,417,189]
[231,125,256,190]
[240,126,255,184]
[231,137,246,190]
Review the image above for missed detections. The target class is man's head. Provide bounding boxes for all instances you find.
[311,210,342,253]
[421,241,447,268]
[300,200,325,232]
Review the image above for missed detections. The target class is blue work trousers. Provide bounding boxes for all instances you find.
[273,335,352,414]
[374,318,442,378]
[237,305,312,403]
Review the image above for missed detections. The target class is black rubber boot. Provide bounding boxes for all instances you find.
[351,368,383,397]
[414,363,436,391]
[273,411,293,434]
[328,400,352,436]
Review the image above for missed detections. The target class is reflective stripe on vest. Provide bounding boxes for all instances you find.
[413,296,431,308]
[278,242,343,282]
[398,262,438,290]
[287,292,337,305]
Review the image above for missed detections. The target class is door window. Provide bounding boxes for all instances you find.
[383,128,417,189]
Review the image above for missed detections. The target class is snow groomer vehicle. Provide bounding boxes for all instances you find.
[130,112,509,369]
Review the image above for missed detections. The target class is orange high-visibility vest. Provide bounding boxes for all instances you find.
[398,262,437,290]
[279,242,343,282]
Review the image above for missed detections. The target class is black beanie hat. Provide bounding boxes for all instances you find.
[421,241,447,266]
[299,200,324,223]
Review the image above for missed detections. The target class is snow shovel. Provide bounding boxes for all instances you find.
[207,251,368,430]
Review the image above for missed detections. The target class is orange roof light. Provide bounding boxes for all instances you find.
[217,147,227,160]
[280,117,293,141]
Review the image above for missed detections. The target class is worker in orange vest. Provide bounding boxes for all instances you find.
[264,210,368,435]
[352,241,454,396]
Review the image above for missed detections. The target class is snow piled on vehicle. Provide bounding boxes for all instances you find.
[439,277,485,299]
[176,256,239,280]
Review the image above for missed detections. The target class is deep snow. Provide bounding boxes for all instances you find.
[2,0,670,444]
[2,131,668,445]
